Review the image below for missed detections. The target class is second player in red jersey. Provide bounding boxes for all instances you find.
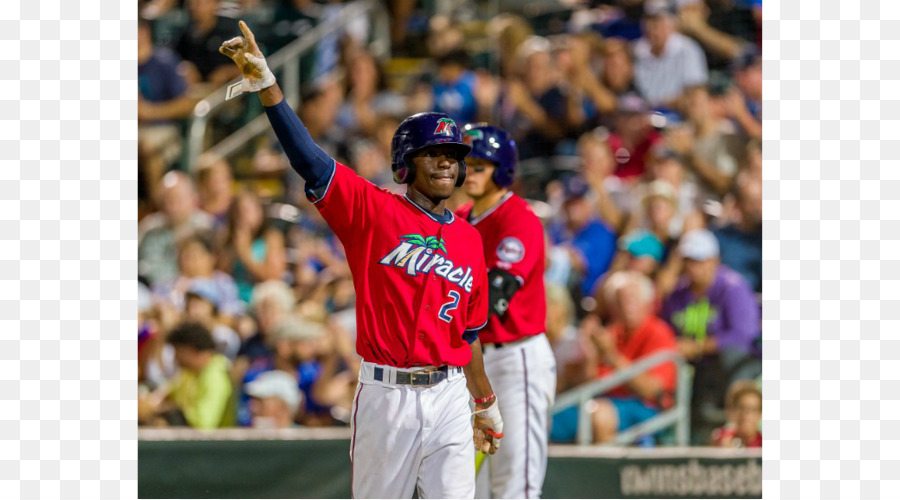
[455,124,557,499]
[455,189,546,345]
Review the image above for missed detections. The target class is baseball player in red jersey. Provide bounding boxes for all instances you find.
[219,23,504,499]
[455,124,557,498]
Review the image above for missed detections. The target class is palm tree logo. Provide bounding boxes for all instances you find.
[400,234,447,253]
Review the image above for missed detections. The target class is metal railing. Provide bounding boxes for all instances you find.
[552,350,692,446]
[185,0,391,170]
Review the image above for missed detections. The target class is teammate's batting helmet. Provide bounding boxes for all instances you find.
[391,112,471,186]
[461,123,518,188]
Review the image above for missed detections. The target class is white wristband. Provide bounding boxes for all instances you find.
[242,52,276,93]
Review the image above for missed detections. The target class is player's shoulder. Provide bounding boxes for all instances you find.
[497,194,544,230]
[333,161,394,198]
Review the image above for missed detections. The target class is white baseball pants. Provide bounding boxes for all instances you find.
[350,362,475,499]
[475,334,557,499]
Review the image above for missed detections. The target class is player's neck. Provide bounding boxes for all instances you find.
[471,188,509,219]
[406,187,447,216]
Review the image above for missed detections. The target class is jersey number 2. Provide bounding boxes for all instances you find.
[439,291,460,323]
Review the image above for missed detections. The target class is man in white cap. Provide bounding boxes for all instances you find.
[660,228,760,442]
[245,370,304,429]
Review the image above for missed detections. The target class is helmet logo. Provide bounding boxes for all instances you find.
[463,129,483,145]
[434,118,456,136]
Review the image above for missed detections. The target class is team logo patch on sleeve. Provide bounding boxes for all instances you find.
[496,237,525,263]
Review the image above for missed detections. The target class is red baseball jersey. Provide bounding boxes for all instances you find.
[455,192,546,343]
[313,163,489,368]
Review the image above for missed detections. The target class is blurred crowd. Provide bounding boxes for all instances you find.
[138,0,762,448]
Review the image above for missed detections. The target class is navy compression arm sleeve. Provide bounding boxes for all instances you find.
[264,98,335,193]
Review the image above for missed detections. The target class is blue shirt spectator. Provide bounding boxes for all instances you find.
[551,176,618,298]
[714,224,761,294]
[432,50,478,125]
[139,47,187,106]
[714,172,762,293]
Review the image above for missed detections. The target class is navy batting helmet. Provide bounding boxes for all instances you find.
[461,123,518,188]
[391,112,471,186]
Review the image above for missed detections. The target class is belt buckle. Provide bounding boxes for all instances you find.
[410,369,446,386]
[411,372,431,386]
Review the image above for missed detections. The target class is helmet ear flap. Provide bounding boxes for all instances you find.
[455,159,467,187]
[393,163,416,184]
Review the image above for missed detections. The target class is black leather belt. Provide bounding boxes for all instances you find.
[373,365,461,386]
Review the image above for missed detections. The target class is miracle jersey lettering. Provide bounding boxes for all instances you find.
[313,163,489,368]
[456,193,547,344]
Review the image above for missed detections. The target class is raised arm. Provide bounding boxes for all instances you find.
[219,21,334,192]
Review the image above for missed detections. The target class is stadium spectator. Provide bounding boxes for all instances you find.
[238,315,327,427]
[545,284,583,393]
[245,370,304,429]
[638,179,686,260]
[216,191,288,304]
[678,0,757,72]
[145,321,235,429]
[559,32,617,130]
[710,380,762,448]
[662,229,759,360]
[605,94,663,181]
[336,50,406,140]
[592,229,666,323]
[183,280,242,361]
[551,272,677,444]
[344,114,401,188]
[174,0,241,86]
[308,319,361,424]
[726,48,763,139]
[266,0,319,54]
[139,172,214,286]
[578,131,632,233]
[488,14,534,79]
[237,280,297,365]
[661,228,760,441]
[616,230,667,278]
[550,176,618,305]
[501,36,570,160]
[430,49,478,125]
[297,80,344,158]
[138,17,196,168]
[645,148,702,228]
[590,272,678,443]
[714,172,762,294]
[152,232,244,318]
[599,38,638,104]
[632,0,708,107]
[194,153,235,230]
[669,85,743,200]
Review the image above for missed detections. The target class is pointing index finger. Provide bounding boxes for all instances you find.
[239,20,256,45]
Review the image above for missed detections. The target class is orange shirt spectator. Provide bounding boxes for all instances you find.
[597,314,678,408]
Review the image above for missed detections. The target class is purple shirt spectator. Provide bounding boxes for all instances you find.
[661,265,759,356]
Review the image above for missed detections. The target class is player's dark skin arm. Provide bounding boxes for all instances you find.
[464,339,495,405]
[259,82,285,107]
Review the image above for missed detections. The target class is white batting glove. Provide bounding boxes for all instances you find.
[473,398,504,454]
[219,21,276,95]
